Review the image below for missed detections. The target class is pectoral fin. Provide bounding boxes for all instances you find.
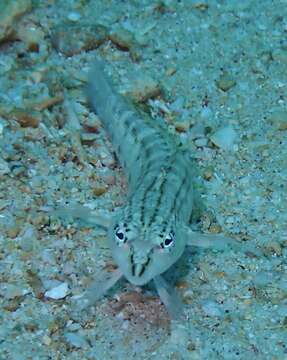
[186,228,235,250]
[184,226,262,256]
[74,268,123,311]
[154,275,184,320]
[41,204,112,229]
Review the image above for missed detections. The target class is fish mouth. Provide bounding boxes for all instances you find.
[129,255,151,282]
[133,263,145,277]
[126,272,151,286]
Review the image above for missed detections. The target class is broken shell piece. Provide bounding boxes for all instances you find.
[109,28,136,51]
[0,0,32,43]
[11,109,42,128]
[51,23,108,57]
[108,27,142,61]
[122,75,161,103]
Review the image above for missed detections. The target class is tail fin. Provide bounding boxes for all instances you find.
[86,58,116,124]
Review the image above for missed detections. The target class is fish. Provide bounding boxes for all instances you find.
[81,59,231,319]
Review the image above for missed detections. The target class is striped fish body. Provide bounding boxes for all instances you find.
[88,60,194,286]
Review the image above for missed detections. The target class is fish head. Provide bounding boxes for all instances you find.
[107,209,186,286]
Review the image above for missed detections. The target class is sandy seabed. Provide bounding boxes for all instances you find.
[0,1,286,359]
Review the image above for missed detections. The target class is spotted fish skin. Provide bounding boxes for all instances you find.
[88,59,193,289]
[88,60,174,191]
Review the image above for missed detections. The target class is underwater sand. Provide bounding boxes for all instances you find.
[0,1,286,359]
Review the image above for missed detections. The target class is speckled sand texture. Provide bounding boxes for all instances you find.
[0,1,286,359]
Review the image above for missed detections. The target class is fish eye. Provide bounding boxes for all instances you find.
[161,231,175,249]
[115,227,126,245]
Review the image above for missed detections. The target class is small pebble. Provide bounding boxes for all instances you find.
[210,125,237,150]
[0,0,32,43]
[66,322,82,331]
[194,137,208,147]
[5,284,30,299]
[216,71,236,92]
[18,23,45,52]
[64,332,89,349]
[67,12,81,22]
[174,121,190,133]
[93,186,107,196]
[19,226,39,252]
[81,132,98,144]
[42,335,52,346]
[203,167,213,180]
[0,119,5,136]
[201,300,222,317]
[189,123,205,140]
[268,110,287,131]
[272,48,287,64]
[45,282,69,300]
[0,158,10,175]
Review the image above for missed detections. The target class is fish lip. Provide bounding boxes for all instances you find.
[133,263,145,277]
[130,256,150,277]
[125,273,151,286]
